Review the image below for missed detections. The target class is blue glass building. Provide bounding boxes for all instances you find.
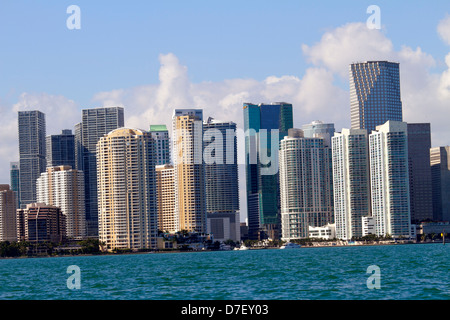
[243,102,293,240]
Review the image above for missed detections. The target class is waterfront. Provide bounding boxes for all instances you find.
[0,243,448,300]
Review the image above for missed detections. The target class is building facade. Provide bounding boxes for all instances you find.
[407,123,433,223]
[155,164,177,233]
[332,128,371,240]
[369,121,411,239]
[18,110,46,208]
[97,128,158,251]
[46,129,75,168]
[203,117,240,242]
[279,129,334,241]
[430,146,450,222]
[350,61,403,133]
[0,185,17,242]
[36,166,86,240]
[10,162,20,209]
[75,106,124,237]
[302,120,335,147]
[150,125,171,165]
[244,102,293,240]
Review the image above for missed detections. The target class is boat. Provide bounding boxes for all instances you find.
[238,245,249,250]
[280,242,301,249]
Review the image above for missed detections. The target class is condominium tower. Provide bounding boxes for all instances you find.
[18,110,46,208]
[279,129,334,241]
[0,185,17,242]
[172,109,207,233]
[36,166,86,240]
[350,61,402,133]
[150,125,171,165]
[10,162,20,209]
[97,128,158,251]
[156,164,177,233]
[369,121,411,238]
[75,106,124,237]
[430,146,450,222]
[46,129,75,168]
[332,128,371,240]
[244,102,293,240]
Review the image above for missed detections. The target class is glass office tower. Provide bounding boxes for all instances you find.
[243,102,293,240]
[350,61,402,134]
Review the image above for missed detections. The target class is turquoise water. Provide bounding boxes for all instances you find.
[0,243,448,300]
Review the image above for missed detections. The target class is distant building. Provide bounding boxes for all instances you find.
[430,146,450,222]
[10,162,20,209]
[279,129,334,241]
[350,61,403,133]
[150,125,171,165]
[156,164,177,233]
[308,224,336,240]
[97,128,158,251]
[46,130,75,168]
[16,203,66,243]
[36,166,86,240]
[0,185,17,241]
[369,121,412,239]
[332,128,371,240]
[302,120,335,147]
[18,110,46,208]
[362,216,375,237]
[407,123,433,223]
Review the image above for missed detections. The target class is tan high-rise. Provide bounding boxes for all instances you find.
[172,110,207,233]
[97,128,157,251]
[0,185,17,241]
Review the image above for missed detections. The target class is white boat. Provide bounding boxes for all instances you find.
[238,245,249,250]
[280,242,301,249]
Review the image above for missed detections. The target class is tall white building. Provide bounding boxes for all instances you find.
[156,164,178,233]
[332,128,371,240]
[97,128,158,251]
[369,121,411,239]
[36,166,86,240]
[279,129,334,241]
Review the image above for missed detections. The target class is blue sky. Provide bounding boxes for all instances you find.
[1,0,450,107]
[2,1,450,221]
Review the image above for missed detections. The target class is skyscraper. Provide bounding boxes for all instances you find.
[430,146,450,222]
[150,125,171,165]
[302,120,335,147]
[369,121,411,239]
[332,128,371,240]
[46,129,75,168]
[10,162,20,209]
[76,106,124,237]
[350,61,402,133]
[36,166,86,240]
[407,123,433,224]
[0,185,17,242]
[244,102,293,240]
[203,117,240,242]
[155,164,177,233]
[97,128,158,251]
[279,129,334,241]
[172,109,207,233]
[18,110,46,208]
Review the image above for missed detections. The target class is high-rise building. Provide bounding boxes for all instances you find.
[10,162,20,209]
[36,166,86,240]
[203,117,240,242]
[279,129,334,241]
[97,128,158,251]
[16,203,66,243]
[172,109,207,233]
[369,121,411,238]
[46,129,75,168]
[430,146,450,222]
[407,123,433,224]
[350,61,402,133]
[76,106,124,237]
[0,185,17,241]
[332,128,371,240]
[150,125,171,165]
[155,164,177,233]
[18,110,46,208]
[302,120,335,147]
[243,102,293,240]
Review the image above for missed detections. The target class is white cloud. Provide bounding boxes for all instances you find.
[438,14,450,46]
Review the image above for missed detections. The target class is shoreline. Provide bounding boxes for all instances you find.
[1,241,444,260]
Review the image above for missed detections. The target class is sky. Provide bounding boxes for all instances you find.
[2,0,450,221]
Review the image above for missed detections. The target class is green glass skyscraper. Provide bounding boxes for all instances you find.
[243,102,293,240]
